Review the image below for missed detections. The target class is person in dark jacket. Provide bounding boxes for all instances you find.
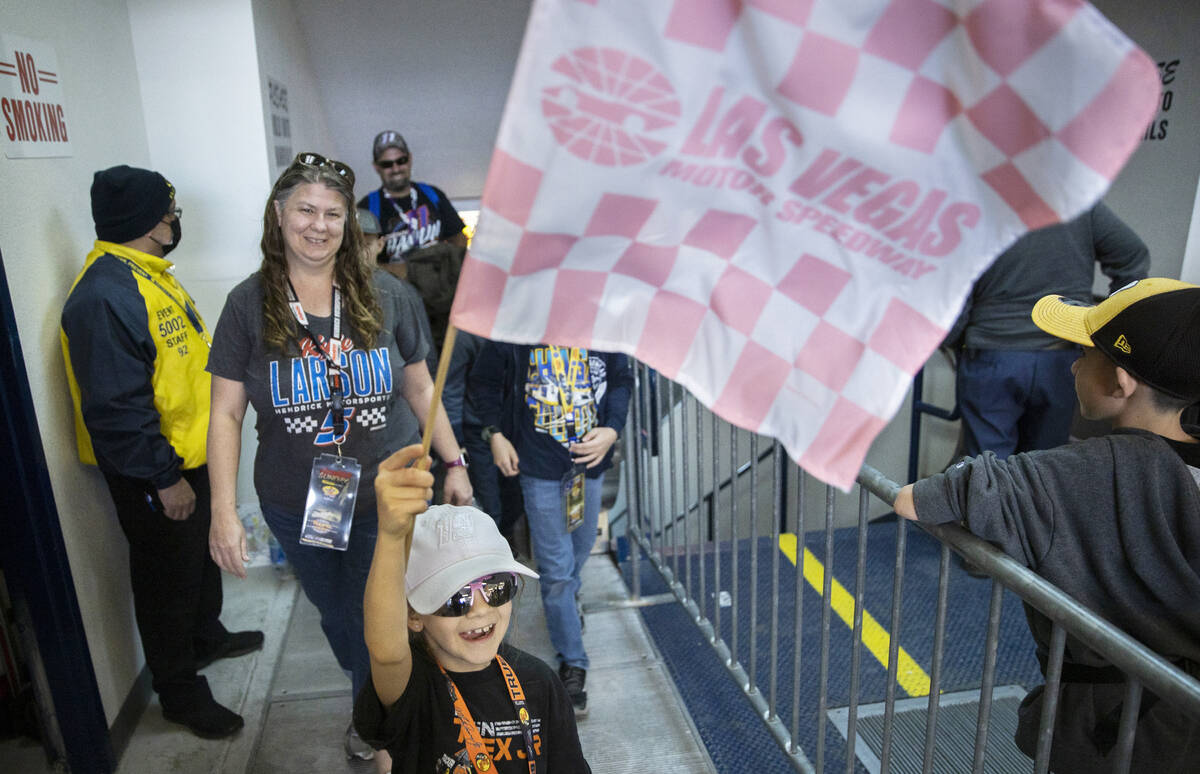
[60,165,262,739]
[468,342,633,717]
[950,202,1149,458]
[443,330,525,542]
[896,278,1200,772]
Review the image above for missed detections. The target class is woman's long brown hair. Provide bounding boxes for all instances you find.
[259,162,382,353]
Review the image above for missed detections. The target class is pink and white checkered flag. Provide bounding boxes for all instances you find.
[450,0,1158,489]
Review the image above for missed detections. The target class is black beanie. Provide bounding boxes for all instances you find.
[91,165,174,243]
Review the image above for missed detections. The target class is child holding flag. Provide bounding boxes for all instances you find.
[354,444,591,772]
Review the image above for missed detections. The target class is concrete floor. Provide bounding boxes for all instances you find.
[105,550,715,773]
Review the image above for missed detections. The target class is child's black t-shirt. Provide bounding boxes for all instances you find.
[354,642,590,773]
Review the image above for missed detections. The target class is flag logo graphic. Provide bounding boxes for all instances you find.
[541,47,682,167]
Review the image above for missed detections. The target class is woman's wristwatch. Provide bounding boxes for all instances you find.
[444,450,469,470]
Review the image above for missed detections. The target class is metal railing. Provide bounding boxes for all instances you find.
[620,361,1200,774]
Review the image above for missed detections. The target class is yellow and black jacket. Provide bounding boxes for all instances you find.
[61,240,211,489]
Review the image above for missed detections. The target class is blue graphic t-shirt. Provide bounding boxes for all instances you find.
[469,342,633,482]
[207,270,430,516]
[524,346,599,447]
[510,346,613,479]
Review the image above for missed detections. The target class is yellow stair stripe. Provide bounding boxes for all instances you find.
[778,533,931,698]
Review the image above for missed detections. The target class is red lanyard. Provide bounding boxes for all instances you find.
[284,280,343,362]
[438,654,536,774]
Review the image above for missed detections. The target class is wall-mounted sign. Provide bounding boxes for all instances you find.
[1142,58,1180,142]
[1,34,71,159]
[268,77,291,178]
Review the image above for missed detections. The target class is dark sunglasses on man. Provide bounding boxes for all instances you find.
[292,152,355,187]
[432,573,519,617]
[375,155,410,169]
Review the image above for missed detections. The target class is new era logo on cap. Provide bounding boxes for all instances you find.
[1113,334,1131,354]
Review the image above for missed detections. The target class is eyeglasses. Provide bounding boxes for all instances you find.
[292,152,355,187]
[432,573,518,617]
[162,206,182,221]
[376,155,410,169]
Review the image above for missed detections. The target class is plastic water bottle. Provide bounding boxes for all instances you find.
[268,533,287,568]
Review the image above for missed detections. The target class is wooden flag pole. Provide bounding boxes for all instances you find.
[420,323,458,460]
[407,323,459,560]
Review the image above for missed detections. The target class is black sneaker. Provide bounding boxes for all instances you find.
[559,664,588,718]
[195,630,265,670]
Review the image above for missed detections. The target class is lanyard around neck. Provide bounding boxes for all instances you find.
[111,254,211,347]
[384,187,419,230]
[438,654,536,774]
[286,280,347,452]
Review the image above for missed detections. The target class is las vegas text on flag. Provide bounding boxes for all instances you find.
[450,0,1159,489]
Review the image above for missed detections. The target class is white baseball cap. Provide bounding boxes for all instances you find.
[405,504,538,615]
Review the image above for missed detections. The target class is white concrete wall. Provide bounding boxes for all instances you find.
[127,0,269,306]
[1184,175,1200,284]
[127,0,271,508]
[0,0,156,726]
[251,0,337,182]
[1092,0,1200,283]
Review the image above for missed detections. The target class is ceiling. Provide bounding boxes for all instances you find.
[289,0,533,202]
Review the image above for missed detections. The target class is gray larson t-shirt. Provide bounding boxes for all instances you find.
[207,269,429,516]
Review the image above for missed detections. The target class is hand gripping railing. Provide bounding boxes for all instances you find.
[857,463,1200,774]
[623,362,1200,774]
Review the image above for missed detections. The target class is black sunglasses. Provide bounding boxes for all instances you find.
[292,152,355,187]
[376,155,410,169]
[432,573,519,617]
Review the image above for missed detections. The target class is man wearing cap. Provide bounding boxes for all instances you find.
[895,278,1200,770]
[61,165,262,739]
[357,207,386,264]
[359,130,466,264]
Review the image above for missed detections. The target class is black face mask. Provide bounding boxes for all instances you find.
[160,217,182,257]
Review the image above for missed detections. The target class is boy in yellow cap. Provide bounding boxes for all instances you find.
[895,278,1200,772]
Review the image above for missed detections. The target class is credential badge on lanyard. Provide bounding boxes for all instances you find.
[288,281,361,551]
[549,347,587,533]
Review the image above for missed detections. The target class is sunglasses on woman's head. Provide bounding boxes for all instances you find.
[376,155,409,169]
[432,573,518,617]
[292,152,355,187]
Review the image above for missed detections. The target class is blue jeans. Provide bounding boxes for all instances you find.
[520,472,602,670]
[261,502,377,699]
[957,348,1080,459]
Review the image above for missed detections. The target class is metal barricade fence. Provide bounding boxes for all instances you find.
[618,362,1200,774]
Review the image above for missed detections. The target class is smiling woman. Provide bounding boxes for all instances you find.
[203,152,473,769]
[275,183,347,273]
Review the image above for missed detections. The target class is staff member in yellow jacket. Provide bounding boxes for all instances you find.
[61,165,262,739]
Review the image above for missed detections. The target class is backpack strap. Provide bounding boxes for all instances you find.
[415,182,440,209]
[367,189,383,221]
